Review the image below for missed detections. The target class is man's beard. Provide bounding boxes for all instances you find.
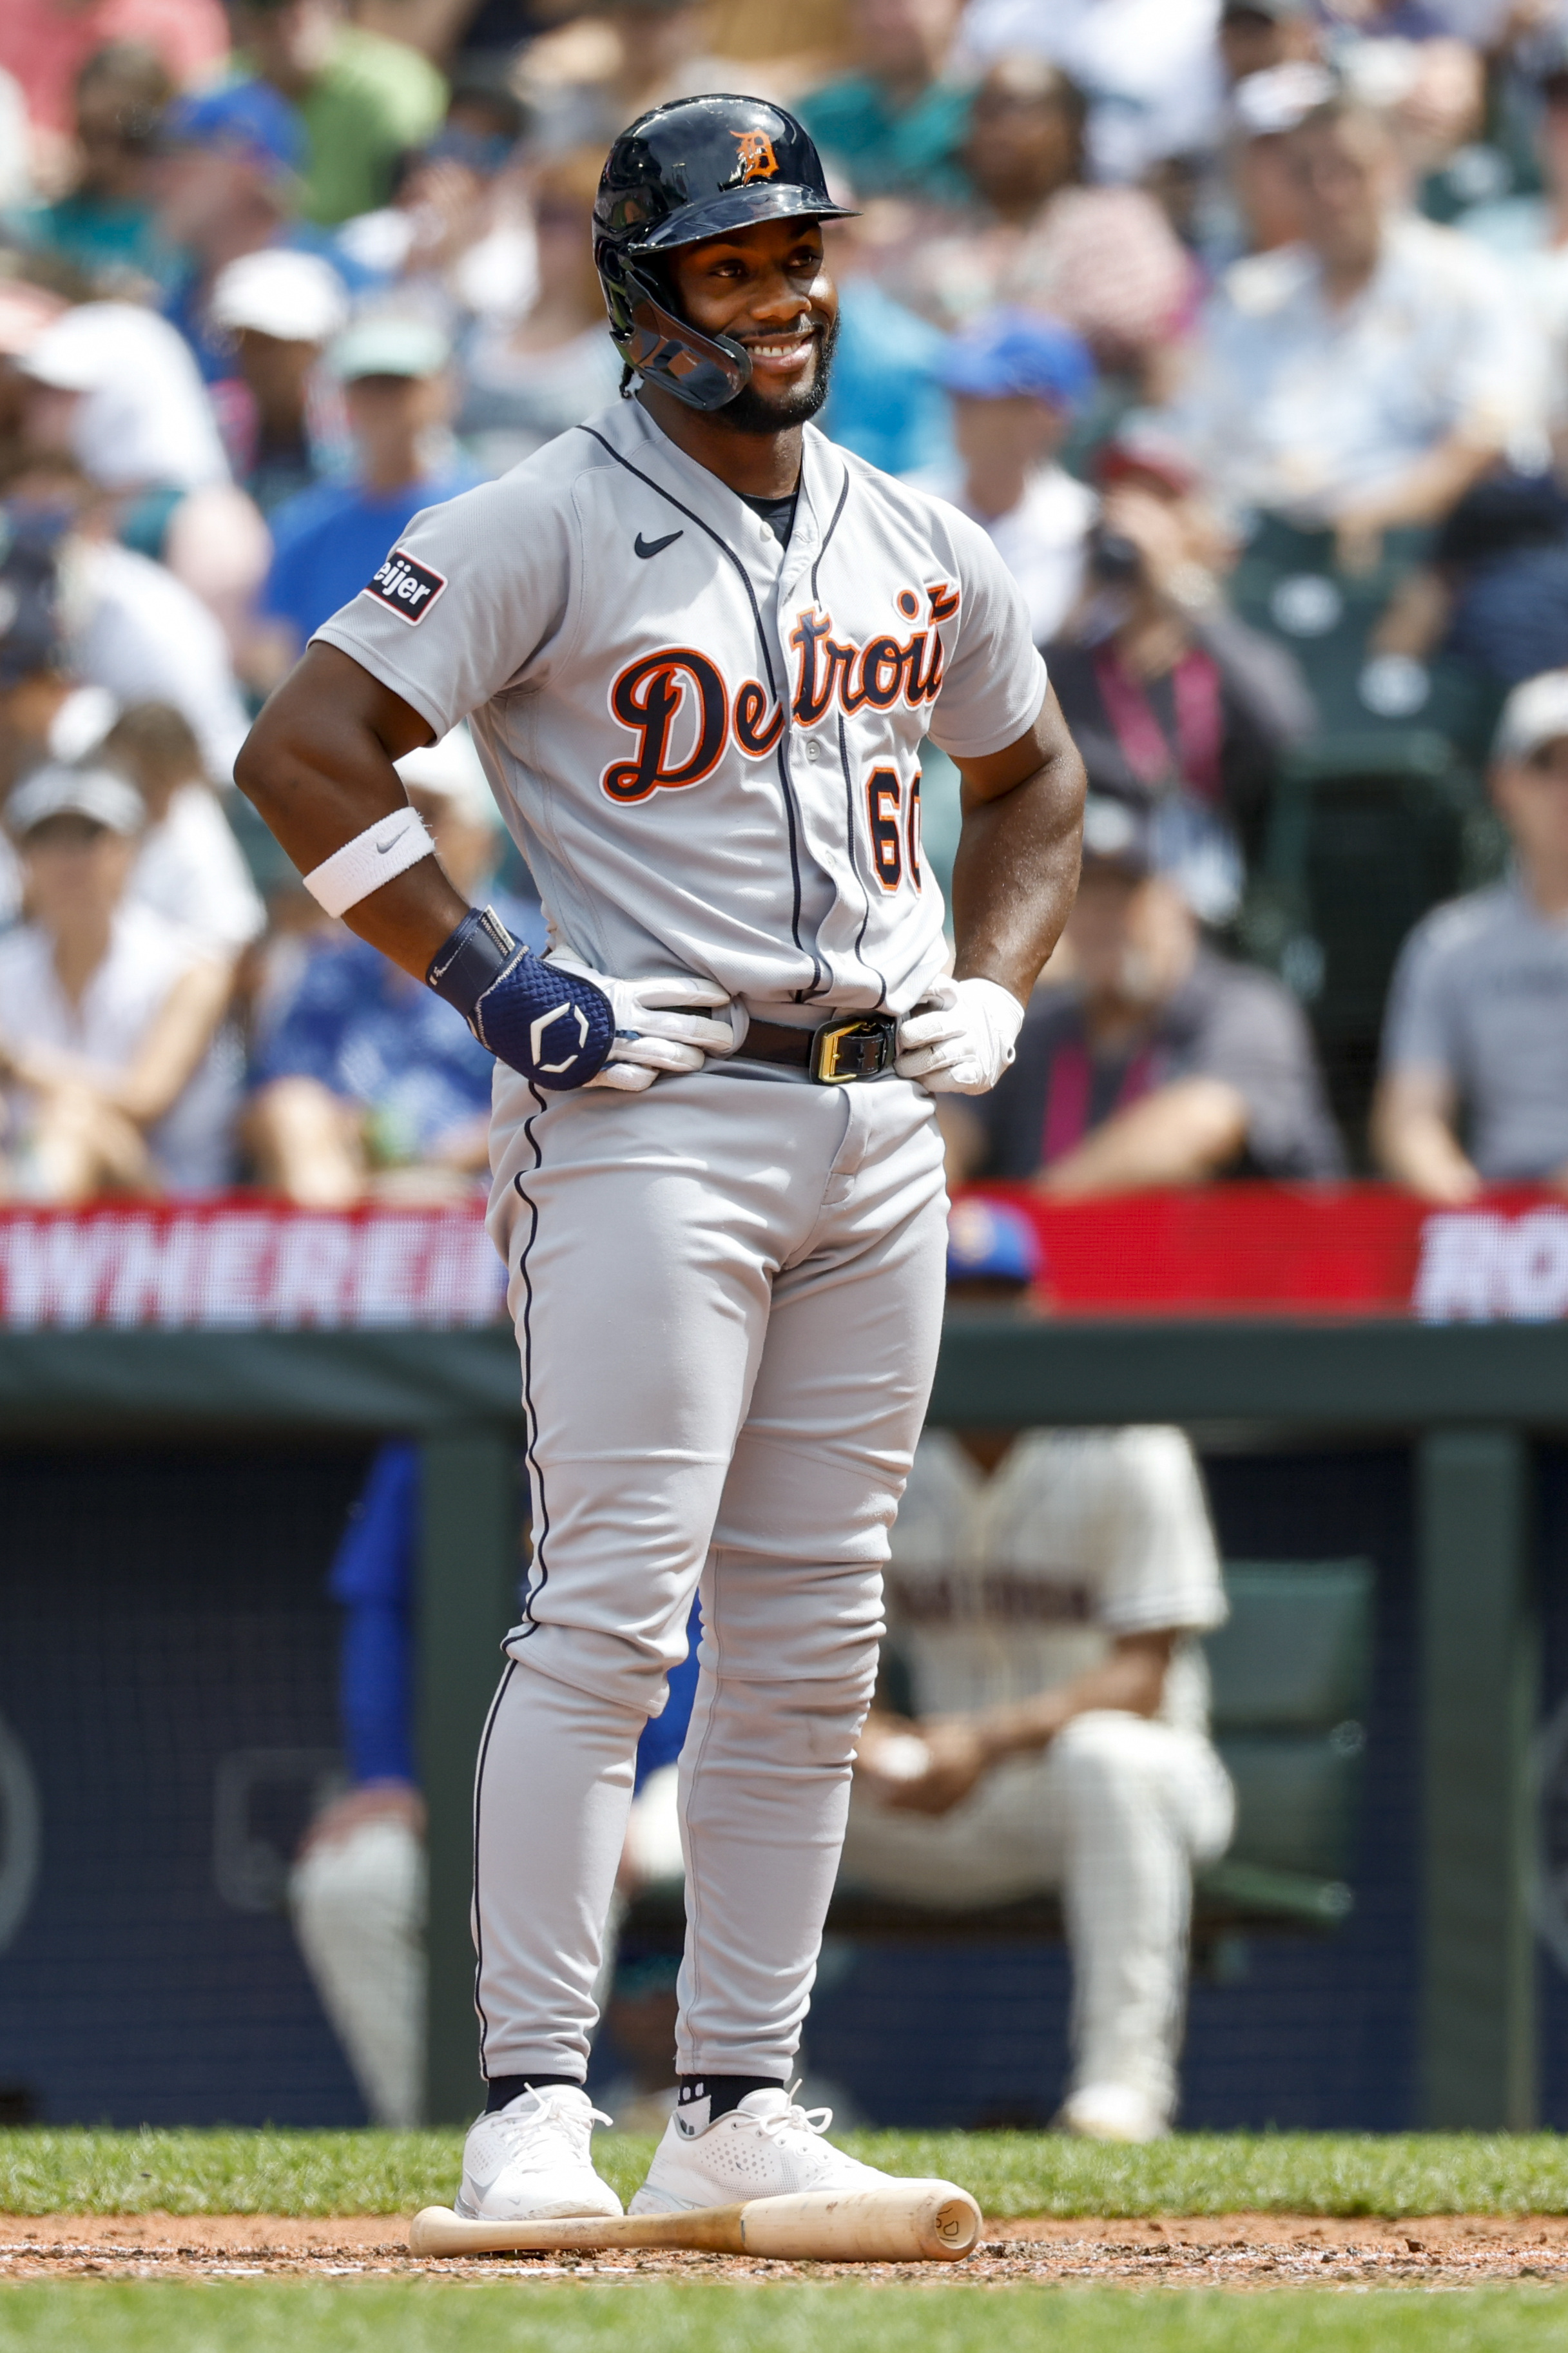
[717,313,839,436]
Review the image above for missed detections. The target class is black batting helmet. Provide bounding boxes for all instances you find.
[594,93,854,412]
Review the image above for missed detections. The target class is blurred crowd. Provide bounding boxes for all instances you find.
[6,0,1568,1203]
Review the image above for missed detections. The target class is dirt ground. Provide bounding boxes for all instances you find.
[6,2213,1568,2288]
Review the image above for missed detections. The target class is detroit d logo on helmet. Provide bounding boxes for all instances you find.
[730,130,779,184]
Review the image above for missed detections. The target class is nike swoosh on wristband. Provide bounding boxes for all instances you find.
[374,822,412,853]
[634,530,683,559]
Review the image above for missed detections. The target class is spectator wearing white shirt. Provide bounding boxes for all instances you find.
[1165,95,1543,574]
[16,300,231,497]
[842,1199,1234,2141]
[3,450,253,784]
[0,765,238,1203]
[16,300,274,683]
[99,702,266,960]
[918,308,1098,648]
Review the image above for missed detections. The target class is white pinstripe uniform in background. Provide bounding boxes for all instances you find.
[842,1425,1234,2134]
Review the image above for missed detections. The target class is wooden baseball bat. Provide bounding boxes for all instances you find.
[408,2178,981,2263]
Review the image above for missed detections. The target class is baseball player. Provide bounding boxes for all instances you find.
[844,1198,1234,2142]
[237,93,1085,2220]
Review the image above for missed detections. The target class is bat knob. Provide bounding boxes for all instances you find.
[932,2193,980,2253]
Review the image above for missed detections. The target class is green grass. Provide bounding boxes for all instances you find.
[4,2287,1568,2353]
[7,2128,1568,2218]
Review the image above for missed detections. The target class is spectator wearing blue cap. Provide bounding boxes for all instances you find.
[154,81,370,387]
[841,1196,1234,2141]
[916,306,1099,648]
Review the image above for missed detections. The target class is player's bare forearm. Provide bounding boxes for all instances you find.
[967,1630,1177,1766]
[235,644,470,983]
[949,686,1085,1007]
[885,1631,1179,1813]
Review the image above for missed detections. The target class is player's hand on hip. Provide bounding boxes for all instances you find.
[547,957,737,1092]
[896,976,1023,1096]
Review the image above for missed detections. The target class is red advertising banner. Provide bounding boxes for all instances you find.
[0,1188,1567,1329]
[0,1201,506,1331]
[974,1184,1568,1324]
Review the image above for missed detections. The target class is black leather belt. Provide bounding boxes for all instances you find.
[737,1014,899,1084]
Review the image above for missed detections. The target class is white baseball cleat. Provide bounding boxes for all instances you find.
[1056,2082,1170,2143]
[454,2084,624,2221]
[628,2084,893,2213]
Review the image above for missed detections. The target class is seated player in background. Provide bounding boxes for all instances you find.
[245,726,545,1206]
[841,1198,1234,2142]
[292,1441,701,2126]
[1373,670,1568,1202]
[944,791,1344,1194]
[0,763,238,1201]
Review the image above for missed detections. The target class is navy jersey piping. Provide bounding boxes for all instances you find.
[810,469,850,607]
[837,710,889,1009]
[577,423,828,998]
[511,1085,550,1636]
[472,1656,517,2069]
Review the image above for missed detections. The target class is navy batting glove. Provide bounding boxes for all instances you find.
[427,907,615,1089]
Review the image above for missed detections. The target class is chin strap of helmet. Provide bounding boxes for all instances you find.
[608,250,754,413]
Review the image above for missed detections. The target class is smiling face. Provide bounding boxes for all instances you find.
[663,215,839,436]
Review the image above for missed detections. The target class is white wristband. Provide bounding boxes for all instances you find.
[303,809,436,917]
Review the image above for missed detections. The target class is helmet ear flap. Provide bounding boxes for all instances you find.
[595,241,753,414]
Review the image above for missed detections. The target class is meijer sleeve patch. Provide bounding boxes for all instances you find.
[364,549,448,624]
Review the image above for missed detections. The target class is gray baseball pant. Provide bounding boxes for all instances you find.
[476,1058,948,2083]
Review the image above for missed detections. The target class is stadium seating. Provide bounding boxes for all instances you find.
[1242,730,1503,1152]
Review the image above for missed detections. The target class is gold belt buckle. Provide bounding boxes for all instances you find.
[811,1017,895,1085]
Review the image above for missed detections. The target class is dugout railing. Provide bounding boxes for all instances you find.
[0,1310,1558,2136]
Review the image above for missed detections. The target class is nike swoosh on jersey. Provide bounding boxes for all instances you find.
[634,530,684,559]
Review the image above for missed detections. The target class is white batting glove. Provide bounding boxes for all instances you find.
[896,976,1024,1096]
[545,956,737,1094]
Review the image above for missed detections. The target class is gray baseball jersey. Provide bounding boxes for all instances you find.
[313,392,1048,1020]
